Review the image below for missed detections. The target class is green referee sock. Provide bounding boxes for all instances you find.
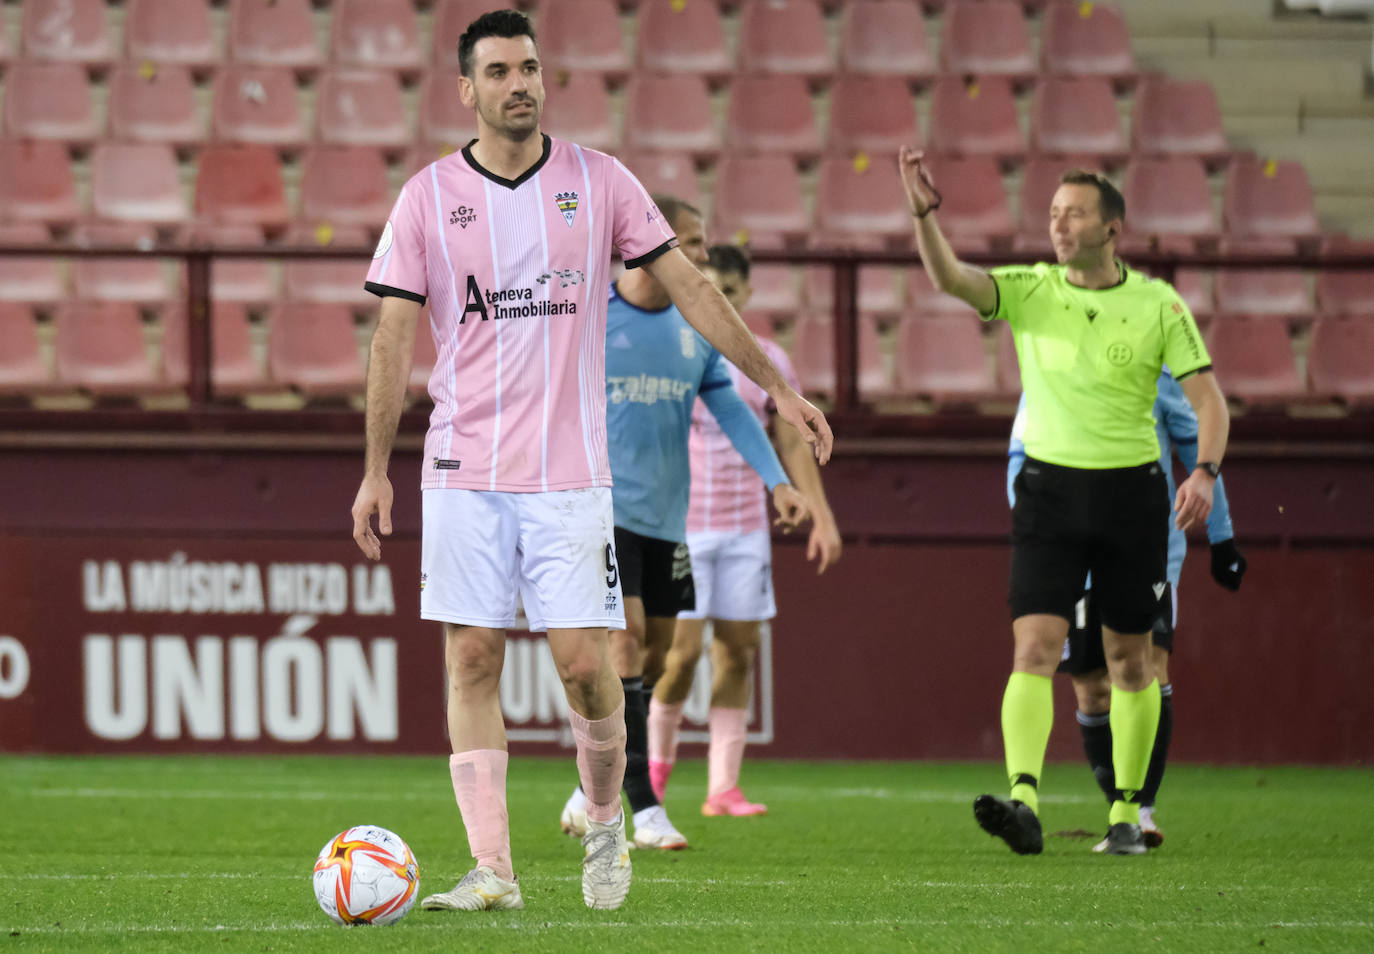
[1108,679,1162,827]
[1001,672,1054,815]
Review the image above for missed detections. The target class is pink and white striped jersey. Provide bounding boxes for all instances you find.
[365,135,676,492]
[685,337,801,534]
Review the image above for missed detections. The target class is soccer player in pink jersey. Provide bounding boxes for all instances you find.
[647,245,843,817]
[349,11,832,914]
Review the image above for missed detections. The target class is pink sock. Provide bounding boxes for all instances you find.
[449,750,513,881]
[707,707,749,799]
[647,697,685,765]
[569,702,626,824]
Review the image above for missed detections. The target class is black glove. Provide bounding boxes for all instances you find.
[1210,539,1247,591]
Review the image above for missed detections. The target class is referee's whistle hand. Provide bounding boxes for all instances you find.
[1173,472,1214,533]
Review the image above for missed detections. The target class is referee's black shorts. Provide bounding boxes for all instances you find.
[1009,456,1169,636]
[1058,583,1176,675]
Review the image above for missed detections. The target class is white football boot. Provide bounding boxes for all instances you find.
[560,787,588,838]
[420,866,524,911]
[581,813,632,910]
[631,804,689,850]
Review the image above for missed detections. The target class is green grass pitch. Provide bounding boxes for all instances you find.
[3,755,1372,953]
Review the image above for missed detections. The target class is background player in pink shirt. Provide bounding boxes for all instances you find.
[648,245,843,816]
[349,11,832,914]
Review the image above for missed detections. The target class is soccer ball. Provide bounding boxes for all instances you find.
[313,825,420,926]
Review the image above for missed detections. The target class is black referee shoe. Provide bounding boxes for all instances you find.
[1097,822,1147,855]
[973,795,1043,855]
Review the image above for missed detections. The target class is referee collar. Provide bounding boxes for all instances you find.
[1065,259,1128,292]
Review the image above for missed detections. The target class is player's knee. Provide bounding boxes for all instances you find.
[446,638,502,688]
[1073,673,1111,713]
[557,651,605,699]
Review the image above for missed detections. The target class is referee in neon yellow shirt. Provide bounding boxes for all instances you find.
[898,148,1229,855]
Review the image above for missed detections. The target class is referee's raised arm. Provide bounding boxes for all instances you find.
[898,146,998,317]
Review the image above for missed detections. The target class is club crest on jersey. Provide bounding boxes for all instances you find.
[554,191,579,227]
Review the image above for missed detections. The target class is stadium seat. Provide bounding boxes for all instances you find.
[1214,270,1313,318]
[0,140,80,226]
[623,74,720,161]
[161,302,270,396]
[432,0,500,70]
[107,64,203,148]
[0,223,65,305]
[90,143,189,226]
[0,303,53,395]
[826,75,922,157]
[928,77,1025,164]
[1015,155,1104,253]
[299,147,392,231]
[1223,156,1322,248]
[315,70,411,151]
[228,0,322,73]
[906,268,980,319]
[1030,77,1127,163]
[1206,315,1306,407]
[1130,76,1229,166]
[726,75,821,160]
[939,0,1035,84]
[538,0,628,82]
[211,66,306,149]
[788,313,889,397]
[194,145,290,231]
[543,72,618,153]
[410,308,437,398]
[893,315,995,404]
[282,225,375,307]
[1174,268,1214,320]
[71,223,174,305]
[267,302,366,397]
[616,152,703,210]
[124,0,216,72]
[419,71,478,146]
[737,0,834,81]
[1039,0,1136,86]
[1315,269,1374,316]
[1307,317,1374,409]
[815,157,913,242]
[180,224,278,306]
[21,0,113,67]
[1121,157,1218,248]
[330,0,424,77]
[2,61,97,146]
[53,302,160,396]
[918,155,1014,251]
[837,0,937,81]
[635,0,733,83]
[744,264,803,316]
[711,156,809,245]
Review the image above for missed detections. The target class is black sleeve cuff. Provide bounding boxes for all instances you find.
[1174,363,1213,382]
[365,282,427,305]
[623,238,678,271]
[978,276,1001,320]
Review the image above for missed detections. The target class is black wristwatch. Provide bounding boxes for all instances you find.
[1196,461,1221,479]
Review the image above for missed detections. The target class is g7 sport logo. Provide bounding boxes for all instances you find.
[555,191,579,228]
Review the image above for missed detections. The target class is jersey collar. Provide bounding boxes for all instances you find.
[461,134,552,190]
[1065,259,1128,291]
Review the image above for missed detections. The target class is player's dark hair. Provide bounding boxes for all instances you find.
[1060,169,1126,225]
[458,10,538,77]
[706,243,751,281]
[651,194,702,232]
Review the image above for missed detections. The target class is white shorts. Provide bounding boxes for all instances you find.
[421,487,626,632]
[678,529,775,622]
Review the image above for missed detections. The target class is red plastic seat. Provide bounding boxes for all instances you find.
[21,0,113,67]
[410,307,437,398]
[539,0,628,82]
[615,152,702,210]
[161,302,269,396]
[894,315,995,403]
[107,64,202,148]
[1131,76,1229,165]
[635,0,732,82]
[906,268,980,319]
[1030,77,1126,162]
[330,0,424,76]
[623,74,720,161]
[0,303,53,395]
[712,156,809,245]
[2,61,97,146]
[788,313,889,397]
[71,223,174,305]
[299,147,392,231]
[211,66,306,149]
[1307,317,1374,408]
[744,264,803,316]
[228,0,322,73]
[1223,156,1322,248]
[432,0,498,70]
[1315,270,1374,316]
[315,70,410,151]
[195,145,290,230]
[282,225,374,307]
[919,155,1014,251]
[726,75,821,160]
[1015,155,1103,253]
[1174,269,1214,320]
[815,157,912,241]
[91,142,188,226]
[928,77,1025,163]
[543,73,618,153]
[1039,0,1136,86]
[0,223,65,305]
[268,302,366,397]
[181,224,279,306]
[0,141,80,226]
[826,75,921,157]
[53,302,160,395]
[939,0,1035,83]
[1121,156,1218,246]
[737,0,834,81]
[419,71,478,146]
[838,0,936,81]
[1206,315,1306,406]
[124,0,216,72]
[1213,270,1313,318]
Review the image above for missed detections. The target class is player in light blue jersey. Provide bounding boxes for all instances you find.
[562,196,810,850]
[1008,368,1247,848]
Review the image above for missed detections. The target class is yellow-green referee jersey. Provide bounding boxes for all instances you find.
[982,261,1211,470]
